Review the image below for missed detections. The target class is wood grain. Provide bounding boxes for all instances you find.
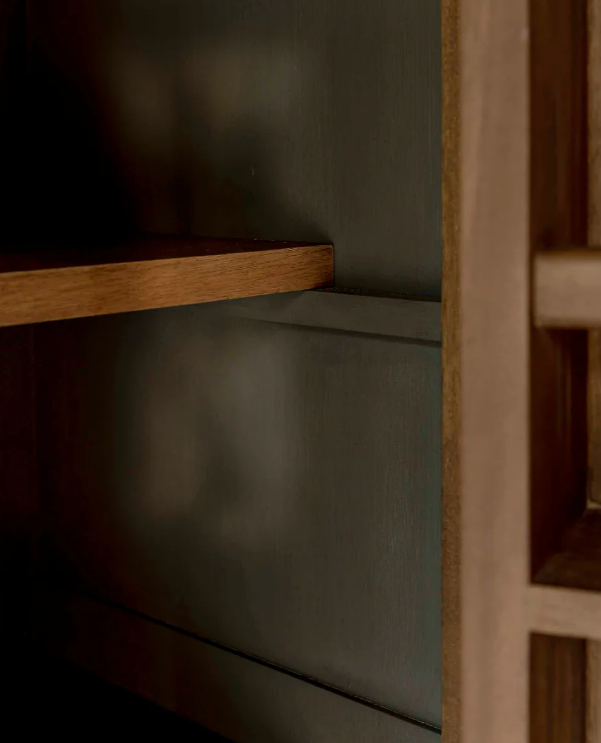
[530,0,589,580]
[588,331,601,506]
[529,4,590,742]
[590,0,601,254]
[530,326,589,575]
[528,584,601,640]
[451,0,588,739]
[589,639,601,743]
[588,0,601,506]
[459,0,530,741]
[0,237,333,327]
[588,1,601,738]
[442,0,460,739]
[530,1,588,252]
[535,250,601,327]
[530,634,586,743]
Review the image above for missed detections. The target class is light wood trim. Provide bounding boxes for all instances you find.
[450,0,590,738]
[534,250,601,327]
[459,0,529,741]
[0,238,333,327]
[529,585,601,641]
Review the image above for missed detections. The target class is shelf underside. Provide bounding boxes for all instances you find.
[0,236,333,327]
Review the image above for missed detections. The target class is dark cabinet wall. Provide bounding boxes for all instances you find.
[30,0,441,738]
[37,311,441,726]
[29,0,440,296]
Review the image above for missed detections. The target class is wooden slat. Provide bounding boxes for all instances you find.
[535,250,601,327]
[459,0,530,742]
[0,237,333,327]
[528,585,601,640]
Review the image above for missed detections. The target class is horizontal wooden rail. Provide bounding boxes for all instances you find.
[535,249,601,327]
[528,584,601,640]
[0,236,333,327]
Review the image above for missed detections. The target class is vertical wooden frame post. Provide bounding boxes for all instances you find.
[443,0,531,740]
[460,0,530,739]
[445,0,594,740]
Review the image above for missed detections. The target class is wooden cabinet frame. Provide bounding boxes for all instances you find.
[443,0,601,740]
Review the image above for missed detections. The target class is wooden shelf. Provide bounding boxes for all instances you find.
[535,249,601,327]
[0,236,333,327]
